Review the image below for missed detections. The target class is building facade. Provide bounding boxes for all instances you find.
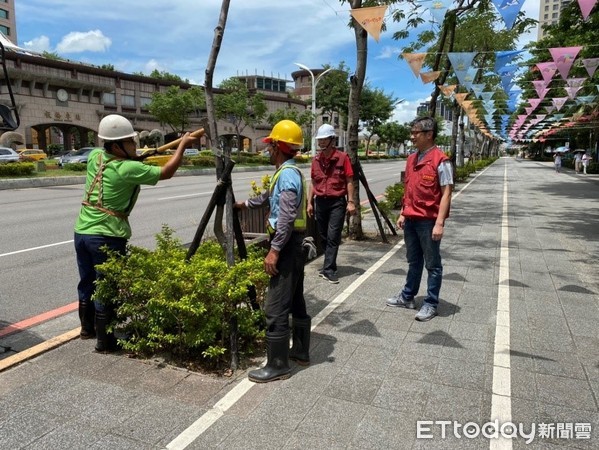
[0,0,16,45]
[538,0,570,39]
[0,47,308,153]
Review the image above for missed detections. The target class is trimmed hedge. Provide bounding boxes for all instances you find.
[0,162,35,176]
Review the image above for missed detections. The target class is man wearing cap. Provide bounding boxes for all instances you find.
[307,123,356,284]
[74,114,197,352]
[234,119,311,383]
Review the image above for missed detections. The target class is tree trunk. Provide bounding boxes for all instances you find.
[347,0,367,240]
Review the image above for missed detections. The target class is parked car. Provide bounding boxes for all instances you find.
[141,149,175,166]
[57,147,98,166]
[17,149,47,161]
[0,147,19,162]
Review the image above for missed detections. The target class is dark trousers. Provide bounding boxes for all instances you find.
[265,233,308,333]
[74,233,127,313]
[314,196,346,274]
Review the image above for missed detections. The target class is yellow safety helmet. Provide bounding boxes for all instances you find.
[263,120,304,149]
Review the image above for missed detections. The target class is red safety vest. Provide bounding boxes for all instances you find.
[402,146,450,220]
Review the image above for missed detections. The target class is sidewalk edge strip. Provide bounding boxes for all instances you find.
[0,328,80,373]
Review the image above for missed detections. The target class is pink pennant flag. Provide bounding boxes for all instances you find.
[536,62,557,83]
[525,106,534,115]
[577,0,597,20]
[538,88,551,100]
[532,79,549,98]
[549,47,583,80]
[566,77,586,88]
[565,86,582,100]
[528,98,542,109]
[552,97,568,111]
[582,58,599,77]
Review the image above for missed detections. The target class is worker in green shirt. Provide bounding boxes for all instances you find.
[74,114,197,353]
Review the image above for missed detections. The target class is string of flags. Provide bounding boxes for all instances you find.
[347,2,598,142]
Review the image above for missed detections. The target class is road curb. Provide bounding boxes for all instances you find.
[0,328,80,373]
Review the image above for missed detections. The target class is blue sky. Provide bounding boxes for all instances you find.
[16,0,540,124]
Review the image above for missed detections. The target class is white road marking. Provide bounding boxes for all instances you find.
[490,164,512,450]
[158,191,213,201]
[0,240,73,258]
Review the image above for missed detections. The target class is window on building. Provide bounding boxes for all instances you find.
[552,12,558,17]
[553,4,559,9]
[121,94,135,107]
[0,9,8,19]
[257,78,264,90]
[140,97,152,108]
[103,92,116,105]
[0,25,9,35]
[544,13,549,19]
[545,5,549,10]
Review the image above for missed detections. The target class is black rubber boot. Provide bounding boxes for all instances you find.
[289,316,311,366]
[94,309,118,353]
[248,331,291,383]
[78,300,96,339]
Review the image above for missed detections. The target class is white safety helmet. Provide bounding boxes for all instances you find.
[315,124,336,140]
[98,114,137,141]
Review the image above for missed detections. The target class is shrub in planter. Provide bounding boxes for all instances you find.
[94,226,269,368]
[455,166,472,182]
[378,182,404,219]
[63,162,87,171]
[0,162,35,176]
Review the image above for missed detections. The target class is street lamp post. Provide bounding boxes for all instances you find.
[294,63,332,156]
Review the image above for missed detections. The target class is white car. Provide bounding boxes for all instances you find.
[0,147,19,162]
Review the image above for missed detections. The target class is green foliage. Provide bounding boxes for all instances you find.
[0,162,34,176]
[63,162,87,171]
[315,62,351,125]
[190,156,217,167]
[455,166,474,182]
[100,64,115,71]
[199,149,214,157]
[149,69,189,84]
[149,86,205,134]
[215,78,268,140]
[377,182,404,219]
[94,226,269,367]
[46,143,64,156]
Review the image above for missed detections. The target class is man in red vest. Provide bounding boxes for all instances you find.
[386,116,453,321]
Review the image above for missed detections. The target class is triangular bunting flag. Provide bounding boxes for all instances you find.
[420,71,441,84]
[402,53,427,78]
[536,62,557,83]
[549,46,583,80]
[577,0,598,20]
[350,5,388,42]
[582,58,599,77]
[439,84,457,97]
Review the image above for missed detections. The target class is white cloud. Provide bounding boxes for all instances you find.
[392,98,429,125]
[55,30,111,54]
[23,35,51,52]
[144,59,165,74]
[375,46,402,60]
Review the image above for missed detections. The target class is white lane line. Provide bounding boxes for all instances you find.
[490,163,512,450]
[0,240,73,258]
[166,164,478,450]
[158,191,213,201]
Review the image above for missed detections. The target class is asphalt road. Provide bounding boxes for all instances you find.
[0,160,406,357]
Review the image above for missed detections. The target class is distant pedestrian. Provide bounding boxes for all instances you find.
[582,153,590,175]
[553,152,562,173]
[307,124,356,284]
[575,151,582,174]
[74,114,197,353]
[234,120,311,383]
[386,116,453,322]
